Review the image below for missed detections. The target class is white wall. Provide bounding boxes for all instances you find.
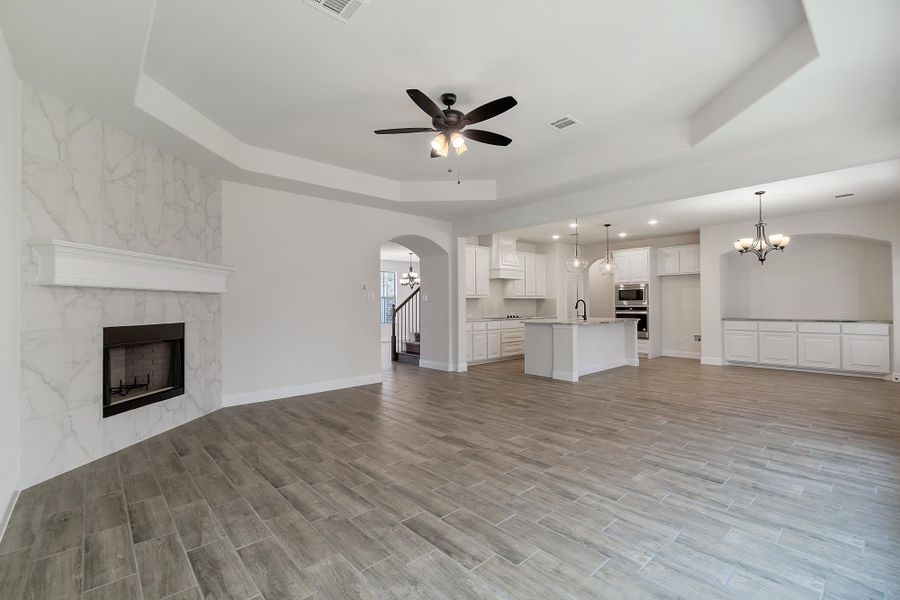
[0,30,21,530]
[660,275,701,358]
[379,258,419,342]
[700,201,900,377]
[222,182,456,405]
[721,235,892,320]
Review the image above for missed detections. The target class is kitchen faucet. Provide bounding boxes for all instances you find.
[574,299,587,321]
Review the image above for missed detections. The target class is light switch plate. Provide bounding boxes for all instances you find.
[366,292,375,300]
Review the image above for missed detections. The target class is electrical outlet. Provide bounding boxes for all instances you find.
[360,283,367,291]
[693,334,702,342]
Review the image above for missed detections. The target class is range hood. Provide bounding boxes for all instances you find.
[489,236,524,279]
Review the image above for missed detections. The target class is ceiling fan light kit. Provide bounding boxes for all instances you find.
[733,190,790,264]
[375,89,517,160]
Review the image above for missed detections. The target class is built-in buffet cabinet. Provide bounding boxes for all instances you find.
[467,320,525,363]
[656,244,700,276]
[723,320,892,377]
[465,245,491,298]
[613,248,651,284]
[506,251,547,298]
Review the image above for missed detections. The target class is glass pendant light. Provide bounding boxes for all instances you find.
[566,219,588,273]
[399,252,420,288]
[597,224,616,275]
[733,191,790,264]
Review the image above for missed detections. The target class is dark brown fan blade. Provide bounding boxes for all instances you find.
[462,129,512,146]
[374,127,435,134]
[406,89,444,120]
[430,149,441,158]
[463,96,517,125]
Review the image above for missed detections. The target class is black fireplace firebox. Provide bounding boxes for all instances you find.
[102,322,185,418]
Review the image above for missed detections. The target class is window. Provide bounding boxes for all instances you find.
[380,271,396,324]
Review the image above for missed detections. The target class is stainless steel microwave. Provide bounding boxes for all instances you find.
[615,283,648,307]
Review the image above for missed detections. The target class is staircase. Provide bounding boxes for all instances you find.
[391,288,420,365]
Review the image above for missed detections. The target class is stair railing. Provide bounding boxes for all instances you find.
[391,287,420,361]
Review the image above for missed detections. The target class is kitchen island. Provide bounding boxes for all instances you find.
[523,318,639,381]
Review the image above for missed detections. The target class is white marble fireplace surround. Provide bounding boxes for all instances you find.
[19,84,222,487]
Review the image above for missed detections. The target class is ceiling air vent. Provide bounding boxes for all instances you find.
[547,115,581,131]
[304,0,369,23]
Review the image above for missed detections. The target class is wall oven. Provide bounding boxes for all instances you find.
[615,283,648,307]
[615,306,649,339]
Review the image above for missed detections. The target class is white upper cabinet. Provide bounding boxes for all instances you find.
[506,251,547,298]
[613,248,650,283]
[657,244,700,276]
[465,245,491,298]
[464,246,476,297]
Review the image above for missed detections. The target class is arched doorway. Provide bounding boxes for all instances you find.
[379,234,452,371]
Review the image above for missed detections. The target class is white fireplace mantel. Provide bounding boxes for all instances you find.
[28,239,234,293]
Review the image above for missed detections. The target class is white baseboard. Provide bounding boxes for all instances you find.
[551,370,578,382]
[701,356,725,366]
[662,350,701,360]
[222,374,382,407]
[0,490,19,543]
[419,360,453,372]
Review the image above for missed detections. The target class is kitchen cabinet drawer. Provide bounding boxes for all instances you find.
[798,334,840,370]
[724,321,758,331]
[501,342,523,357]
[798,322,841,334]
[758,332,797,366]
[758,321,797,333]
[501,321,524,330]
[842,335,890,373]
[501,330,524,342]
[724,330,758,363]
[470,321,487,331]
[841,323,891,336]
[487,321,502,330]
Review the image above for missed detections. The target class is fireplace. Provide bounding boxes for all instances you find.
[103,323,185,417]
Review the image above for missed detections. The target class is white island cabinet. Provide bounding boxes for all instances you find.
[524,319,639,382]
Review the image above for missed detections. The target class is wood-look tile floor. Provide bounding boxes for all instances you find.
[3,357,900,599]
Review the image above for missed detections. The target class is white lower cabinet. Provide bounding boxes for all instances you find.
[797,334,840,370]
[465,331,473,362]
[488,331,501,359]
[842,335,891,373]
[724,330,759,363]
[758,332,798,367]
[723,320,891,376]
[472,331,487,361]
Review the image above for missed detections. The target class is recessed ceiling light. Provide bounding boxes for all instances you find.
[648,219,659,225]
[569,222,578,228]
[619,232,627,238]
[552,235,560,240]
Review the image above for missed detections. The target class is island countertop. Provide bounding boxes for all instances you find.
[524,318,638,325]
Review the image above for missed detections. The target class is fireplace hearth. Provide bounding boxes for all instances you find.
[103,323,185,417]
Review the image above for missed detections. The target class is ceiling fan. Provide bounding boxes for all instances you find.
[374,89,517,158]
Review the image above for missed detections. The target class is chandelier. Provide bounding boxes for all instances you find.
[734,191,790,264]
[597,224,616,275]
[566,218,588,273]
[399,252,420,288]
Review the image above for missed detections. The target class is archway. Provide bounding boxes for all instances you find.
[379,234,452,371]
